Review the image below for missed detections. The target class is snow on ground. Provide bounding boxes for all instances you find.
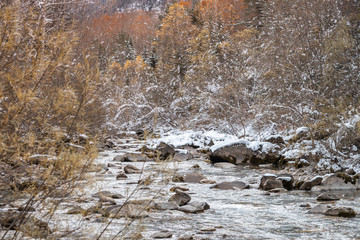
[145,124,360,172]
[147,130,238,149]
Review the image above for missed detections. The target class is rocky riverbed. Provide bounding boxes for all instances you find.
[1,134,360,239]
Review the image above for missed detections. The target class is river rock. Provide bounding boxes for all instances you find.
[307,204,331,214]
[276,174,294,190]
[172,174,185,182]
[316,193,340,201]
[174,152,193,161]
[213,162,236,168]
[113,153,150,162]
[184,172,207,183]
[178,205,199,213]
[324,207,357,218]
[208,141,252,165]
[168,191,191,206]
[85,203,104,216]
[152,230,173,239]
[200,179,216,184]
[67,206,85,214]
[107,163,118,168]
[170,186,189,192]
[154,202,179,210]
[178,234,195,240]
[108,204,149,218]
[92,191,124,199]
[209,140,280,166]
[268,188,288,193]
[356,173,360,189]
[263,179,284,191]
[156,142,176,160]
[124,164,142,174]
[259,174,277,189]
[211,181,250,190]
[116,172,128,179]
[264,135,285,145]
[99,196,117,205]
[188,201,210,211]
[113,154,125,162]
[299,176,323,190]
[311,174,356,191]
[346,169,356,175]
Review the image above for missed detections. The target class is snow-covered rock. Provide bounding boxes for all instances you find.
[209,139,280,166]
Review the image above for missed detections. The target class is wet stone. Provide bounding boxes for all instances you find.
[268,188,287,193]
[263,179,283,191]
[154,202,179,211]
[178,205,199,213]
[211,181,250,190]
[172,174,185,182]
[93,217,108,223]
[213,162,236,168]
[99,196,116,205]
[67,206,84,214]
[259,174,277,189]
[116,172,128,179]
[108,204,149,218]
[299,176,323,190]
[324,207,357,218]
[178,234,195,240]
[92,191,124,199]
[200,179,216,184]
[188,201,210,211]
[152,230,173,239]
[124,164,142,174]
[316,193,340,201]
[184,172,206,183]
[307,204,331,214]
[156,142,176,160]
[170,186,189,192]
[168,191,191,206]
[276,174,294,190]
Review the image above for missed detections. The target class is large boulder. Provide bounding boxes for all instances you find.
[308,205,357,218]
[156,142,176,160]
[211,181,250,190]
[276,174,294,190]
[311,174,356,191]
[263,179,284,191]
[324,207,356,218]
[299,176,323,190]
[259,174,277,189]
[209,140,280,166]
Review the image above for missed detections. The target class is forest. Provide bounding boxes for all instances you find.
[0,0,359,239]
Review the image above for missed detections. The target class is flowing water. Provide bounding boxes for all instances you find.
[9,137,358,240]
[65,137,359,240]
